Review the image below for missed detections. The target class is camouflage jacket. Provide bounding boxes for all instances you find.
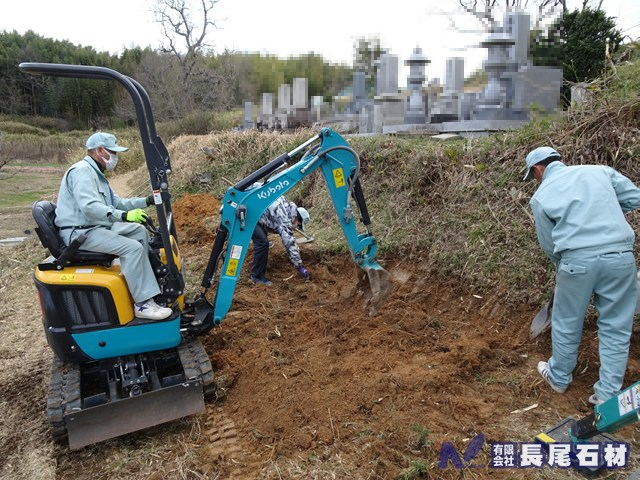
[259,196,302,267]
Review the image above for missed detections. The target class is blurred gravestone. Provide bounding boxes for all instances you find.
[404,46,430,125]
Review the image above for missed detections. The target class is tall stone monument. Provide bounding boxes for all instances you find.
[430,57,465,123]
[292,78,308,109]
[351,71,367,114]
[473,28,517,120]
[374,53,404,128]
[277,83,292,128]
[259,92,274,128]
[404,46,430,125]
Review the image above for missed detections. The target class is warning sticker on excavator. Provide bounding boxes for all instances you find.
[619,384,640,415]
[60,274,75,281]
[225,245,243,276]
[332,168,345,188]
[230,245,242,259]
[226,259,239,277]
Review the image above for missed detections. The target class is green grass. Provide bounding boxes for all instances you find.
[0,170,61,238]
[0,172,60,206]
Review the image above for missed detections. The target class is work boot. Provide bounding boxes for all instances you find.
[588,394,604,406]
[251,276,273,286]
[537,361,567,393]
[134,299,173,320]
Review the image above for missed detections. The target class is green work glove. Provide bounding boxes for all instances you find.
[123,208,148,224]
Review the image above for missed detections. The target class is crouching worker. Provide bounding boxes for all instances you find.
[251,195,310,286]
[55,132,172,320]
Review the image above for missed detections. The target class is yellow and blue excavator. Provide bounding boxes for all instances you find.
[20,62,392,450]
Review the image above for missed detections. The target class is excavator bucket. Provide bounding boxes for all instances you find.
[357,266,392,316]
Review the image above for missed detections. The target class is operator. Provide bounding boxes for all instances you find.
[55,132,172,321]
[250,194,310,286]
[524,146,640,406]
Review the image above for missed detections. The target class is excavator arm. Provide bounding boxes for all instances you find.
[188,128,390,334]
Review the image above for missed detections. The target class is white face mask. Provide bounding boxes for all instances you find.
[104,151,119,171]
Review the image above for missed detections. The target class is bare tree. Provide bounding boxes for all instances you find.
[456,0,566,30]
[152,0,219,82]
[150,0,235,115]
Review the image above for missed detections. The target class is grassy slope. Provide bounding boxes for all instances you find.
[159,66,639,310]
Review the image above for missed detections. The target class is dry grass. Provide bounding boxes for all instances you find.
[0,239,56,480]
[154,89,640,310]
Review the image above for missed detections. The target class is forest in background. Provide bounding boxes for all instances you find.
[0,30,355,130]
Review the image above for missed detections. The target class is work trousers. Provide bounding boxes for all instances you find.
[251,224,270,280]
[62,223,160,304]
[548,250,636,401]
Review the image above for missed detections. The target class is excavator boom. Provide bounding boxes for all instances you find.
[196,128,391,329]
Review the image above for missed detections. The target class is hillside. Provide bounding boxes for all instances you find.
[0,60,639,479]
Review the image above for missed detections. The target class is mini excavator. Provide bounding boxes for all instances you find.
[534,381,640,475]
[20,63,391,449]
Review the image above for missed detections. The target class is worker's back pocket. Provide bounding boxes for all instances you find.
[559,263,587,275]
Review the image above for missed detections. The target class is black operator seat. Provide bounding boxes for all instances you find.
[32,200,115,269]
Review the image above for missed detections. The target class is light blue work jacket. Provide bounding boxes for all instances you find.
[530,161,640,264]
[55,156,146,229]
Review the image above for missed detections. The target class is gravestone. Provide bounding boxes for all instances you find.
[278,84,292,114]
[293,78,308,109]
[508,65,563,114]
[374,53,404,128]
[277,84,292,128]
[473,28,516,120]
[259,93,274,129]
[404,46,430,125]
[570,82,592,108]
[376,54,399,95]
[312,95,324,122]
[430,57,464,123]
[352,71,367,114]
[504,11,531,68]
[243,102,254,130]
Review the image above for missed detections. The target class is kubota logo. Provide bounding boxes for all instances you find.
[257,180,290,199]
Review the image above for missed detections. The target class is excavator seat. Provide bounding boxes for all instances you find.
[32,200,115,269]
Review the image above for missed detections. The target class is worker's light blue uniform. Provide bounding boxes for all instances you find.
[531,161,640,401]
[55,156,159,303]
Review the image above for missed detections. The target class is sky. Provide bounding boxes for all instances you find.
[1,0,639,89]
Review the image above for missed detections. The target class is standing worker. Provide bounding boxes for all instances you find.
[250,195,310,286]
[55,132,172,320]
[524,146,640,405]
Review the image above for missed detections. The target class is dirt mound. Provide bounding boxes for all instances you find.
[172,193,220,244]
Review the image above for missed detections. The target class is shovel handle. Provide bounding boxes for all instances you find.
[295,228,312,240]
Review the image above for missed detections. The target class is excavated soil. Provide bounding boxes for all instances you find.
[167,194,640,478]
[7,193,639,479]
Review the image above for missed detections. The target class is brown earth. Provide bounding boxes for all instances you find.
[4,192,639,479]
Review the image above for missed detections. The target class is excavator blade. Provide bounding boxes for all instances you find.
[66,380,205,450]
[357,266,392,316]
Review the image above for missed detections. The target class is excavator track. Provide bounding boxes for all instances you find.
[177,338,216,400]
[47,354,81,444]
[45,339,215,449]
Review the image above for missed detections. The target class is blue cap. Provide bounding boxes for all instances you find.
[523,146,560,181]
[86,132,128,152]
